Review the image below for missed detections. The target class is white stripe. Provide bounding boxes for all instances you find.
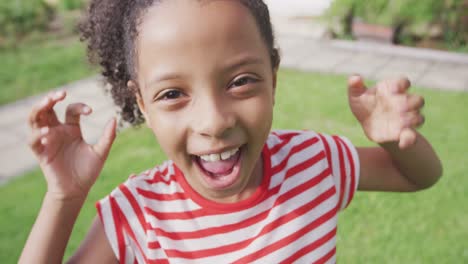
[143,198,201,213]
[148,159,329,234]
[137,181,184,194]
[266,131,284,149]
[151,171,333,252]
[148,193,278,232]
[321,134,342,208]
[269,139,325,189]
[293,231,336,264]
[339,138,351,210]
[221,194,337,263]
[129,180,202,213]
[113,189,148,254]
[340,136,360,201]
[98,197,120,259]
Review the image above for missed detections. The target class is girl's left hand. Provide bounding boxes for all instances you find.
[347,75,425,149]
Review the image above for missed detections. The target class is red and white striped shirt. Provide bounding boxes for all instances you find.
[97,130,360,263]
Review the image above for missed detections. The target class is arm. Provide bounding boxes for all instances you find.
[357,132,442,192]
[347,76,442,192]
[67,217,118,264]
[19,91,116,263]
[19,195,85,264]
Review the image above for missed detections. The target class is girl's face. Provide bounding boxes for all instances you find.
[133,0,277,202]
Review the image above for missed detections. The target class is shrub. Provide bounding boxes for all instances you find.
[0,0,55,39]
[60,0,86,11]
[326,0,468,51]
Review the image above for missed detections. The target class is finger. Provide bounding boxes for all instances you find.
[29,91,66,129]
[93,118,117,160]
[394,77,411,94]
[65,103,92,125]
[29,126,49,155]
[403,111,425,128]
[399,128,417,149]
[348,74,367,98]
[405,94,425,111]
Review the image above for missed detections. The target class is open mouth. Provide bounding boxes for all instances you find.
[193,145,244,190]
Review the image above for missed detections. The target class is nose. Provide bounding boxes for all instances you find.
[191,95,236,138]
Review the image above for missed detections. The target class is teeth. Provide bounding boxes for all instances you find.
[210,153,220,162]
[200,147,239,162]
[220,150,231,160]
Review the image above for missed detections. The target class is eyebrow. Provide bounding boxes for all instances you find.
[223,55,266,73]
[146,55,266,87]
[145,72,186,90]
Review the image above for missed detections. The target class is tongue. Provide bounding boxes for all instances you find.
[199,153,239,175]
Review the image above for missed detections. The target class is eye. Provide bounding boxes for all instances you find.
[156,89,183,101]
[229,76,258,88]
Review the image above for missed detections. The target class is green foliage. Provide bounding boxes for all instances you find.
[327,0,445,27]
[0,38,96,105]
[60,0,86,11]
[442,0,468,51]
[326,0,468,52]
[0,0,54,39]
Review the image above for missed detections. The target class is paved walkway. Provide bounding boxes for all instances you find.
[1,17,468,185]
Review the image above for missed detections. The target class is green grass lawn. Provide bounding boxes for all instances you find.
[1,70,467,263]
[0,36,96,105]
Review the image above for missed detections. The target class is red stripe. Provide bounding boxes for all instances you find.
[284,151,326,179]
[145,207,211,220]
[278,132,300,140]
[144,183,280,221]
[164,186,336,259]
[147,166,329,240]
[233,202,338,264]
[115,199,169,264]
[145,152,330,233]
[318,134,332,171]
[271,137,319,175]
[332,136,346,210]
[137,188,188,201]
[315,246,336,264]
[147,240,162,249]
[109,197,127,262]
[146,183,278,239]
[148,208,271,240]
[271,131,299,140]
[270,133,299,155]
[277,167,331,206]
[336,137,357,208]
[119,184,148,232]
[279,228,336,263]
[145,170,177,185]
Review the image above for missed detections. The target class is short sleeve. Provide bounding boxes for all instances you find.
[317,133,360,211]
[96,180,142,263]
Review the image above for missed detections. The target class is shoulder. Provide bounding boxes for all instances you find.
[267,129,324,156]
[97,160,182,215]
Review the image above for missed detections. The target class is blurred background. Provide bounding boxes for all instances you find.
[0,0,467,103]
[1,0,467,263]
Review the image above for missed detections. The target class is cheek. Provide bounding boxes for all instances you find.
[239,94,273,137]
[147,112,184,157]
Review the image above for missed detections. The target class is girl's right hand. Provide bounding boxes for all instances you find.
[28,90,117,200]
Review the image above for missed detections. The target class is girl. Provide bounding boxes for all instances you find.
[20,0,442,263]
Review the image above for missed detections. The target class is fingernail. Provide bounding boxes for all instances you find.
[53,91,64,100]
[40,127,49,135]
[41,97,49,107]
[83,106,91,113]
[41,137,48,145]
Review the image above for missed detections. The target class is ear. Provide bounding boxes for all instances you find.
[128,80,150,126]
[271,67,278,106]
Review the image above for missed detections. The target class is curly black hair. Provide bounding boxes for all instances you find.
[79,0,280,125]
